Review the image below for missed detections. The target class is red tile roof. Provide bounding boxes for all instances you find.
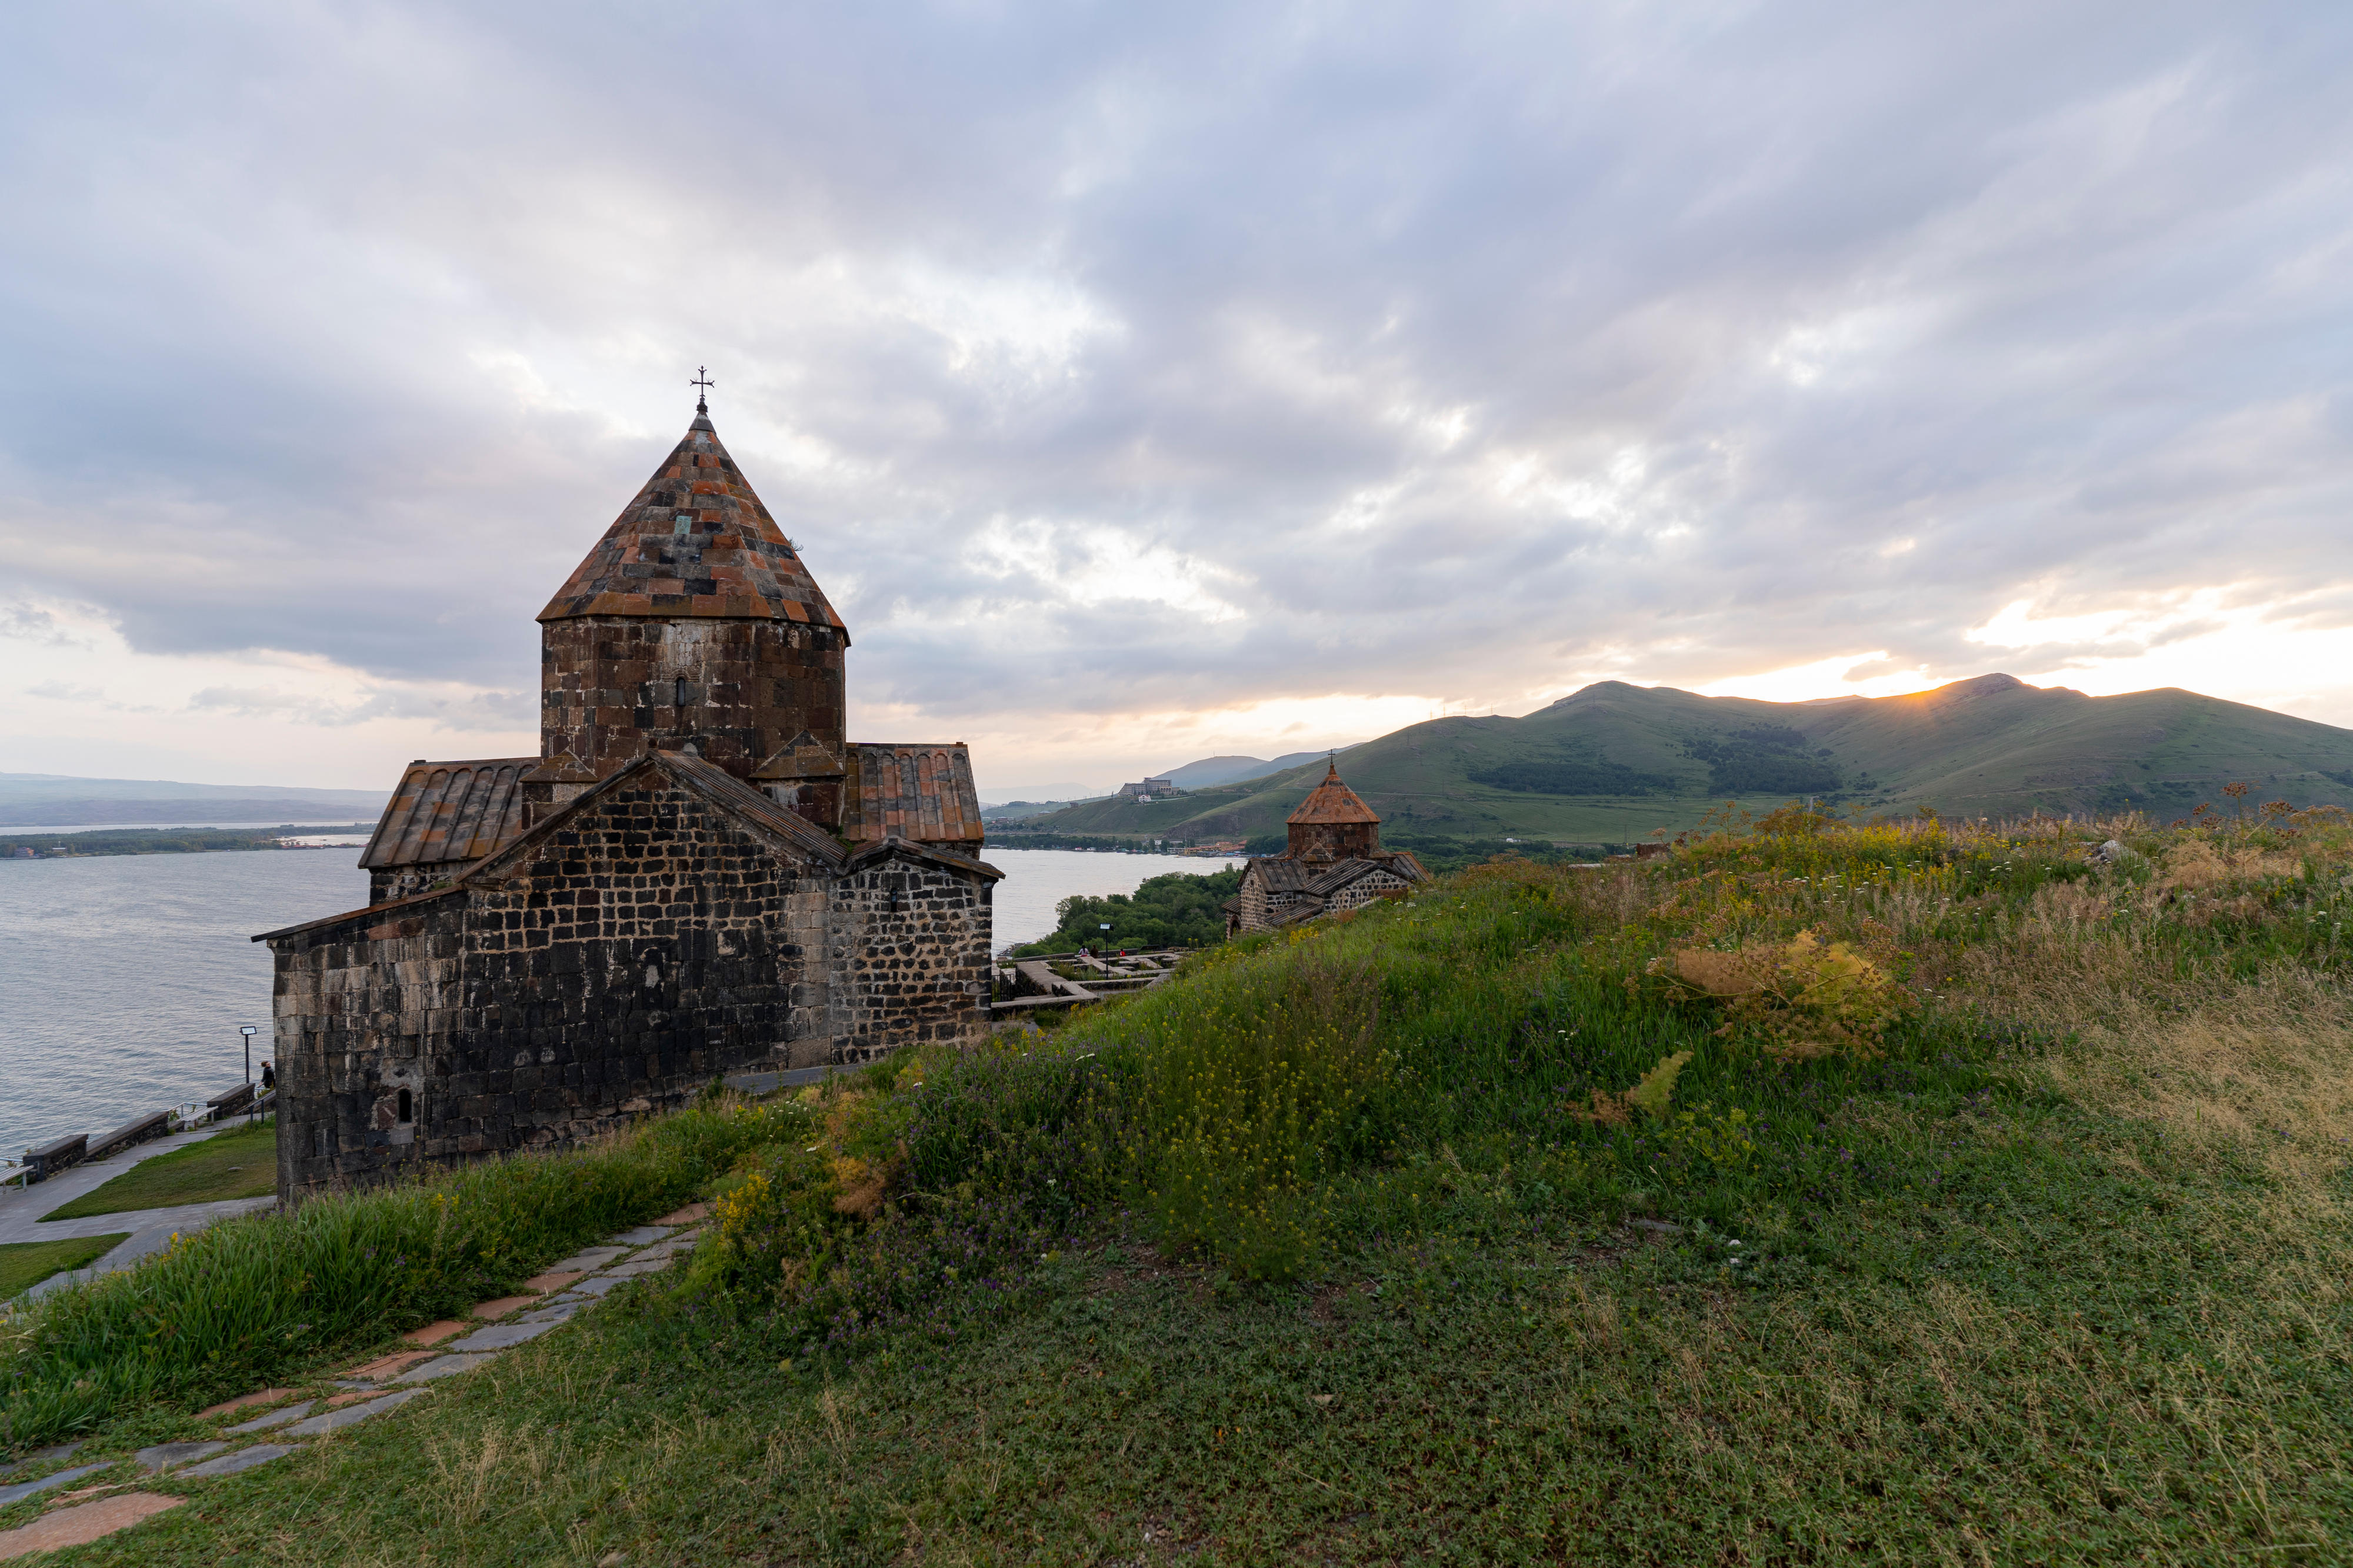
[841,744,984,845]
[359,758,534,869]
[1286,761,1380,825]
[537,414,846,635]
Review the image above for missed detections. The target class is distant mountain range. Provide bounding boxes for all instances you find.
[1002,675,2353,845]
[1159,748,1360,789]
[979,748,1364,817]
[0,773,387,828]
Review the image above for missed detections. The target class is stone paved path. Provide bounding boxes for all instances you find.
[0,1202,712,1557]
[1,1123,279,1304]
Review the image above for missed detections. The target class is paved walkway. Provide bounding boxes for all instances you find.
[1,1124,277,1303]
[0,1203,710,1559]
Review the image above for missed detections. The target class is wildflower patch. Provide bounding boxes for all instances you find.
[1649,929,1912,1060]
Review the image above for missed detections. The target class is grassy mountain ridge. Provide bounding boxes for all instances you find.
[996,674,2353,845]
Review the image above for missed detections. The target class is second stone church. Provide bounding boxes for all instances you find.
[258,401,998,1197]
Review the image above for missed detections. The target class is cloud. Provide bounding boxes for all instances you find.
[3,1,2352,787]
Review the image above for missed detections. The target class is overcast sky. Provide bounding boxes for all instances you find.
[5,2,2351,794]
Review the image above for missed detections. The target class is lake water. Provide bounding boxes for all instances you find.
[0,845,1229,1159]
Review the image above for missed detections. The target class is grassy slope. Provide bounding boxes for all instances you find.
[0,1235,126,1302]
[39,1121,278,1220]
[44,808,2353,1563]
[1009,676,2353,845]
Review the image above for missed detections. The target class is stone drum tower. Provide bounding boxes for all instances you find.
[526,403,849,825]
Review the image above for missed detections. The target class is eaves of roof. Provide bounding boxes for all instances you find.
[255,750,853,944]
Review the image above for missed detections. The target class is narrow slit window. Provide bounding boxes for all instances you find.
[397,1088,414,1123]
[674,677,688,709]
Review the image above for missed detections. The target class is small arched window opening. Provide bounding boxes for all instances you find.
[397,1088,414,1124]
[674,676,688,709]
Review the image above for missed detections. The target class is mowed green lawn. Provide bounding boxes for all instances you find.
[38,1120,276,1221]
[0,1234,128,1302]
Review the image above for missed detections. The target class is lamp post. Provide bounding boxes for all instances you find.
[239,1025,258,1105]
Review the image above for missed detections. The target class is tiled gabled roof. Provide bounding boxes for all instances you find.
[1287,761,1379,825]
[1305,853,1428,896]
[1247,858,1317,894]
[1304,858,1381,897]
[841,743,984,845]
[359,758,534,869]
[263,750,852,945]
[538,414,847,635]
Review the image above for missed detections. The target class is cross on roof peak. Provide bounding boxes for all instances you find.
[691,366,714,415]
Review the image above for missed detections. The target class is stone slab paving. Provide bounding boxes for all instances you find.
[1,1207,721,1549]
[0,1445,76,1480]
[223,1400,315,1435]
[394,1353,495,1383]
[548,1246,627,1273]
[282,1388,424,1437]
[178,1444,292,1479]
[598,1256,674,1281]
[446,1319,560,1352]
[198,1389,295,1419]
[0,1492,181,1560]
[134,1441,226,1474]
[0,1464,108,1510]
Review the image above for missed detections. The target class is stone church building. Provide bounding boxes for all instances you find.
[1224,762,1428,935]
[257,402,998,1197]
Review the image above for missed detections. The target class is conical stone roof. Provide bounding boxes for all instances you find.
[538,413,846,635]
[1287,760,1379,825]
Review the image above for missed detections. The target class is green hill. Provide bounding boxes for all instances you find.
[997,674,2353,845]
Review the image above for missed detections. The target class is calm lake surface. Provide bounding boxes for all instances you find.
[0,845,1228,1159]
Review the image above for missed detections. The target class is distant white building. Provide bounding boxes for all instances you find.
[1115,776,1179,800]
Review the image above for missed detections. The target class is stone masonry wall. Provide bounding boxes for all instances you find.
[538,616,845,787]
[1285,819,1378,862]
[1326,867,1411,913]
[1236,871,1306,933]
[827,851,992,1061]
[270,779,824,1196]
[368,862,475,906]
[269,895,469,1196]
